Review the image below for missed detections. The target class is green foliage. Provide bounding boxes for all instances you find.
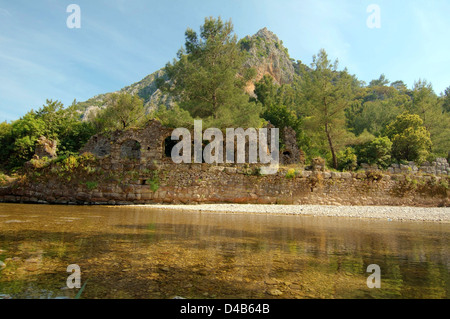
[443,86,450,113]
[148,174,160,192]
[355,136,393,168]
[1,18,448,175]
[163,16,262,129]
[440,179,449,190]
[94,92,146,133]
[336,147,357,171]
[154,104,195,129]
[0,99,96,171]
[254,75,279,106]
[301,49,356,169]
[252,75,307,149]
[238,37,252,51]
[29,156,52,169]
[410,80,449,155]
[285,168,299,179]
[346,85,410,137]
[84,181,98,190]
[47,152,97,180]
[369,74,390,87]
[243,166,263,176]
[386,112,432,163]
[264,104,302,137]
[0,172,7,186]
[366,170,384,182]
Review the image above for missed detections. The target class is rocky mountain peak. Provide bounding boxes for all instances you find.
[255,27,279,42]
[77,28,297,118]
[240,28,296,94]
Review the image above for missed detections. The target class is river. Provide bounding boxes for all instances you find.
[0,203,448,299]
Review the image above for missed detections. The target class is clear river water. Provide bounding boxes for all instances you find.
[0,203,448,299]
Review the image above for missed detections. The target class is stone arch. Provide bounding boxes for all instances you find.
[120,139,141,160]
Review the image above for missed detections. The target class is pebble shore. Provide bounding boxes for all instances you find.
[143,204,450,223]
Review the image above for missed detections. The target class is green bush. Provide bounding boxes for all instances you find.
[337,147,357,171]
[29,156,52,169]
[84,181,98,190]
[285,168,297,179]
[61,155,79,172]
[0,172,7,186]
[386,112,432,163]
[149,179,159,192]
[355,136,392,169]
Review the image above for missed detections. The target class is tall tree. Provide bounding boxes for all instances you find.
[410,80,450,155]
[163,16,261,128]
[301,49,355,169]
[254,75,305,147]
[410,79,440,130]
[94,92,146,132]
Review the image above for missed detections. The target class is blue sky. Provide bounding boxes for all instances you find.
[0,0,449,122]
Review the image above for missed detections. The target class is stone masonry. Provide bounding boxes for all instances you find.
[0,120,448,207]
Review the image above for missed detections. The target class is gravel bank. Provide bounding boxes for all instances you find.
[142,204,450,222]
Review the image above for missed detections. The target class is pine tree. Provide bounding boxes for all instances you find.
[301,49,355,169]
[163,17,261,128]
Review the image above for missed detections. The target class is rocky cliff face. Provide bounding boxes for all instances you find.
[77,28,297,118]
[240,27,295,95]
[77,69,174,120]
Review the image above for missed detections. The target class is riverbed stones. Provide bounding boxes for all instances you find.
[148,204,450,222]
[267,288,283,296]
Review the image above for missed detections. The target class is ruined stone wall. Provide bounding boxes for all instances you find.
[1,158,448,207]
[385,158,450,176]
[80,120,173,163]
[80,120,305,166]
[1,120,448,207]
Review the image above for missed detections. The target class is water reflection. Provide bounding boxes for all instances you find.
[0,203,448,299]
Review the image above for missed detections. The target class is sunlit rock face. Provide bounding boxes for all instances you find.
[240,27,296,96]
[34,136,58,159]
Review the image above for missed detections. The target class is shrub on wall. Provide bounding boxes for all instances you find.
[337,147,357,171]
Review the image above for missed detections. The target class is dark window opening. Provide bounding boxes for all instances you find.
[164,136,179,158]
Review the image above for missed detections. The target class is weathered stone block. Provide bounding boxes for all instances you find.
[301,171,311,178]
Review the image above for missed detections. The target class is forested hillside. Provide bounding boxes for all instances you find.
[1,17,449,173]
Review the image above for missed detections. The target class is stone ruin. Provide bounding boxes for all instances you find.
[34,136,58,159]
[281,126,305,165]
[358,158,450,176]
[80,119,305,166]
[80,120,173,164]
[387,158,450,176]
